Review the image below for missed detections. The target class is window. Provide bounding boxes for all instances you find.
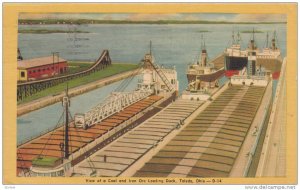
[28,71,31,74]
[38,69,40,72]
[33,70,36,73]
[21,71,25,77]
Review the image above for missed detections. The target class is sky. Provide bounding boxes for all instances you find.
[19,13,286,22]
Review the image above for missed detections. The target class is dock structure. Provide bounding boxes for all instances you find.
[73,99,203,177]
[255,58,287,177]
[17,50,111,101]
[17,95,163,175]
[134,85,266,177]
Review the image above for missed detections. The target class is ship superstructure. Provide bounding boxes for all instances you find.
[138,44,179,95]
[257,31,281,59]
[183,36,224,100]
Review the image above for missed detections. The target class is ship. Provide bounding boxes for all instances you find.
[224,29,282,78]
[187,36,225,86]
[224,31,253,72]
[17,43,179,177]
[183,36,224,100]
[228,31,282,86]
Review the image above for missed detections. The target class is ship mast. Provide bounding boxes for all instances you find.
[266,32,269,48]
[236,31,241,45]
[271,31,277,50]
[62,85,70,159]
[232,30,235,45]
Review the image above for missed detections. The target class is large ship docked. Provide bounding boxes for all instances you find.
[224,31,249,72]
[186,45,225,86]
[224,30,282,78]
[17,45,179,177]
[183,37,224,100]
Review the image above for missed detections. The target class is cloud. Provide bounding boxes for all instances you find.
[125,13,178,21]
[233,14,286,22]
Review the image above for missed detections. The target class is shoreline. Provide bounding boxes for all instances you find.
[17,68,140,117]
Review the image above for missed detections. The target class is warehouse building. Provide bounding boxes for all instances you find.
[17,55,67,81]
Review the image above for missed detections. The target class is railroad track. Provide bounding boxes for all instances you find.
[17,50,111,101]
[134,85,266,177]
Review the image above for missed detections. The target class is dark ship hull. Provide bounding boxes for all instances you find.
[187,68,225,83]
[224,56,248,70]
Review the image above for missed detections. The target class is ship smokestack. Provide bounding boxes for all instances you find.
[249,28,256,50]
[200,35,207,67]
[201,49,207,67]
[272,31,277,50]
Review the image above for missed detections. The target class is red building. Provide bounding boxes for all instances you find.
[17,55,67,81]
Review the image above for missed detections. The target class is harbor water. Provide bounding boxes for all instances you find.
[17,23,286,143]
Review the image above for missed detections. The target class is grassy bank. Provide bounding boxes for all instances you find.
[18,63,138,105]
[67,61,94,74]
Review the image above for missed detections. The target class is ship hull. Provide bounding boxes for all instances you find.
[187,68,225,84]
[224,56,248,71]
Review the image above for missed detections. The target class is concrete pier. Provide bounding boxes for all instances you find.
[255,58,287,177]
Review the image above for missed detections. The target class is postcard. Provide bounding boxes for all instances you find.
[2,3,297,186]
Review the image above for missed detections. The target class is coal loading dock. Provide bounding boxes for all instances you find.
[134,85,268,177]
[73,99,203,177]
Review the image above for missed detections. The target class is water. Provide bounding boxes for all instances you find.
[17,23,287,143]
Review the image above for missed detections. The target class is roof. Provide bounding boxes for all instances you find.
[18,55,67,69]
